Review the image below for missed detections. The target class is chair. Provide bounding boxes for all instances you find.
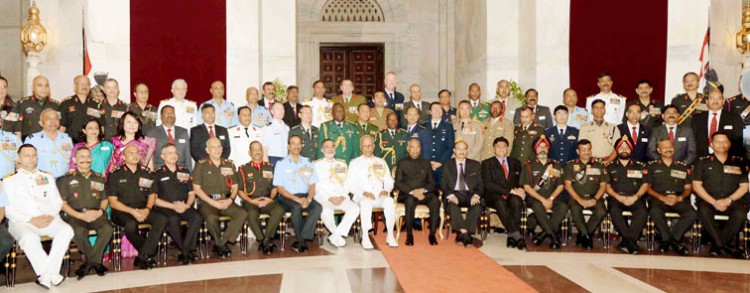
[111,223,168,270]
[394,190,445,242]
[197,216,249,258]
[644,212,699,252]
[691,215,749,256]
[520,207,570,247]
[276,212,326,251]
[4,236,72,288]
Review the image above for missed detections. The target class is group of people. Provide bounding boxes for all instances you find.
[0,70,748,289]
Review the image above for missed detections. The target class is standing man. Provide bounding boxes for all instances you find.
[482,137,526,250]
[237,141,284,255]
[453,100,484,161]
[24,108,73,178]
[330,80,366,123]
[318,103,360,163]
[303,80,333,128]
[283,85,303,128]
[347,135,398,249]
[376,112,408,169]
[153,144,203,264]
[261,103,290,165]
[4,144,74,287]
[228,106,262,167]
[579,99,620,163]
[198,81,238,128]
[146,105,192,170]
[107,145,167,269]
[617,103,651,162]
[101,78,129,141]
[192,138,246,258]
[440,141,483,246]
[494,80,522,120]
[404,106,426,139]
[0,117,20,177]
[645,138,695,255]
[355,103,380,137]
[513,89,552,129]
[439,89,457,123]
[564,139,608,250]
[259,81,277,109]
[274,135,322,253]
[18,76,59,140]
[605,136,649,254]
[157,79,198,130]
[510,107,545,163]
[289,105,319,161]
[379,71,405,112]
[585,73,627,124]
[560,88,589,129]
[0,75,19,135]
[691,89,745,158]
[59,147,112,278]
[130,83,158,134]
[622,80,663,129]
[313,139,359,248]
[546,106,579,167]
[396,139,440,246]
[370,92,395,130]
[468,83,491,122]
[244,87,272,128]
[480,101,514,160]
[672,72,706,126]
[190,104,231,162]
[60,75,102,143]
[421,102,455,184]
[646,105,697,164]
[401,84,430,127]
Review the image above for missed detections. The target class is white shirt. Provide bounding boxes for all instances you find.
[313,158,349,203]
[261,120,290,158]
[157,98,199,130]
[303,97,333,128]
[345,155,394,203]
[228,124,262,167]
[586,92,626,125]
[3,169,62,223]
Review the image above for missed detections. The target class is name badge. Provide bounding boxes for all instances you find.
[220,167,234,176]
[138,177,153,188]
[91,181,105,191]
[1,142,15,151]
[585,167,601,175]
[670,170,687,179]
[161,176,170,181]
[677,137,686,142]
[724,125,733,130]
[69,179,79,186]
[641,137,648,142]
[177,172,190,181]
[111,110,125,119]
[219,135,226,140]
[626,170,643,178]
[87,107,102,118]
[723,166,742,175]
[178,139,186,143]
[262,171,273,179]
[186,106,195,113]
[539,116,546,120]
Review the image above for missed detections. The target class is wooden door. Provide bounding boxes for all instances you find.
[320,44,384,102]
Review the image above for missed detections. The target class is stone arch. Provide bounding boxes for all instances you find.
[320,0,385,22]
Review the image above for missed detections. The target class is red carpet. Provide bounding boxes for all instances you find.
[373,233,537,292]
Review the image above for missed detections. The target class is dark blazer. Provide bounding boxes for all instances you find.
[146,125,192,169]
[395,157,435,196]
[440,158,483,197]
[513,105,553,129]
[283,101,303,128]
[647,124,697,165]
[545,126,579,166]
[419,120,454,163]
[189,124,231,161]
[400,100,431,127]
[370,90,405,110]
[617,123,651,162]
[481,156,522,202]
[691,110,745,157]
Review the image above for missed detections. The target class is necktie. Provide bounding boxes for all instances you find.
[461,122,465,130]
[632,126,638,142]
[458,162,467,191]
[389,93,394,101]
[433,122,438,129]
[390,130,394,137]
[417,103,421,112]
[244,127,249,138]
[668,127,675,142]
[209,125,215,138]
[167,128,174,144]
[709,113,718,143]
[292,106,297,118]
[501,160,509,180]
[305,128,311,140]
[408,126,413,133]
[559,128,564,136]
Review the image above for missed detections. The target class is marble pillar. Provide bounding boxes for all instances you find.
[0,0,24,100]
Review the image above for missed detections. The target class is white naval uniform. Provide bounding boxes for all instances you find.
[157,97,199,130]
[585,92,627,125]
[228,124,262,168]
[313,158,359,239]
[4,169,74,279]
[303,97,333,128]
[345,155,396,244]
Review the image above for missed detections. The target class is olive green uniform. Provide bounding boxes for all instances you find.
[375,128,409,169]
[289,125,319,160]
[192,159,247,247]
[644,160,696,243]
[510,123,545,163]
[520,159,567,236]
[564,159,608,236]
[58,170,113,264]
[237,161,284,242]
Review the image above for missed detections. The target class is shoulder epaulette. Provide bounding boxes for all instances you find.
[142,166,151,172]
[675,161,688,166]
[699,155,711,160]
[61,96,74,102]
[3,171,16,179]
[49,99,60,104]
[335,158,346,163]
[303,98,312,103]
[566,159,577,165]
[198,159,209,164]
[417,125,426,129]
[291,125,301,130]
[634,161,645,166]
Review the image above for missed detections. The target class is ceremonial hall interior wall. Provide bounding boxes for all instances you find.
[0,0,739,108]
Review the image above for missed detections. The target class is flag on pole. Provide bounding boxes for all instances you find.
[83,9,92,75]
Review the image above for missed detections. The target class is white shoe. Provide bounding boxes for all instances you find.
[328,234,343,248]
[50,274,65,286]
[361,237,374,250]
[35,275,51,289]
[386,235,399,248]
[336,236,347,247]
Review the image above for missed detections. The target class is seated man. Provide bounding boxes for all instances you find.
[274,135,322,253]
[692,131,749,259]
[4,144,74,288]
[604,136,649,254]
[346,135,398,249]
[58,147,113,279]
[108,145,167,269]
[440,141,483,246]
[645,138,695,256]
[237,141,284,255]
[481,137,526,250]
[154,143,203,264]
[313,139,360,248]
[192,138,247,258]
[520,136,566,249]
[395,139,440,246]
[564,139,607,250]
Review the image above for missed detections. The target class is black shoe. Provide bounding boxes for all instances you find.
[627,241,639,255]
[429,234,438,246]
[658,241,670,253]
[267,242,277,253]
[671,241,689,256]
[722,246,747,259]
[222,245,233,257]
[618,239,630,253]
[406,234,414,246]
[291,241,302,253]
[187,251,200,262]
[516,238,527,250]
[146,257,157,268]
[94,263,108,276]
[583,234,593,250]
[75,263,91,280]
[549,235,561,250]
[178,253,190,265]
[213,245,227,258]
[575,234,583,247]
[710,245,722,256]
[506,237,517,248]
[494,227,507,233]
[299,242,309,253]
[532,233,549,246]
[135,255,151,270]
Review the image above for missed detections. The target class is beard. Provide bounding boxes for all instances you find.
[536,151,548,160]
[618,152,631,160]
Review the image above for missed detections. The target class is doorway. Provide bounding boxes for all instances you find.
[319,43,385,102]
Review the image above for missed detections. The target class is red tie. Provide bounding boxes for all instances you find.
[501,160,509,180]
[668,127,674,142]
[209,125,215,138]
[709,113,717,144]
[167,128,174,144]
[632,126,638,142]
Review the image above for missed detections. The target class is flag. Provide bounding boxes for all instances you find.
[698,27,709,80]
[83,10,92,75]
[698,13,722,95]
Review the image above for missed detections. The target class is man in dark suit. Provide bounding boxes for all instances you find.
[283,85,302,128]
[647,105,697,165]
[617,103,651,162]
[546,105,578,167]
[404,106,425,139]
[375,72,406,112]
[147,105,191,169]
[395,138,440,246]
[440,141,483,246]
[400,84,431,127]
[481,137,526,250]
[190,104,230,161]
[420,102,455,185]
[691,89,745,158]
[513,89,553,129]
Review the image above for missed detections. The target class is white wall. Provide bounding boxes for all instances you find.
[709,0,744,98]
[226,0,260,106]
[665,0,710,104]
[260,0,296,88]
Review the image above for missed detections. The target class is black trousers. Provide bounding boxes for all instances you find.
[198,203,247,247]
[0,225,12,259]
[66,215,113,264]
[526,197,568,235]
[568,198,606,236]
[112,210,167,257]
[398,193,440,234]
[697,200,749,247]
[158,207,202,254]
[445,191,482,234]
[606,197,648,241]
[278,194,322,241]
[648,199,697,242]
[487,194,524,234]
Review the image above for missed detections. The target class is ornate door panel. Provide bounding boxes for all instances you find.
[320,44,384,102]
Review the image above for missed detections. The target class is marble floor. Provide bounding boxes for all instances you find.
[5,232,750,293]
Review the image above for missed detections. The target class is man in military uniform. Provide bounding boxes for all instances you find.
[0,76,19,134]
[237,141,284,255]
[400,84,430,127]
[302,80,333,128]
[192,138,246,258]
[355,103,379,137]
[467,83,490,122]
[725,81,750,122]
[18,75,59,140]
[521,136,566,249]
[156,79,199,130]
[313,139,359,248]
[198,81,238,128]
[0,117,20,177]
[420,102,455,185]
[396,139,440,246]
[59,147,112,278]
[510,107,545,163]
[404,106,426,139]
[289,105,319,160]
[692,131,749,258]
[243,87,272,128]
[454,100,484,161]
[645,138,695,255]
[107,145,167,269]
[60,75,102,143]
[482,137,526,250]
[130,83,159,134]
[24,108,73,178]
[579,99,619,164]
[153,144,202,264]
[330,80,366,123]
[513,89,552,129]
[493,80,523,120]
[585,73,627,124]
[546,105,578,167]
[228,106,262,167]
[604,136,649,254]
[101,78,130,141]
[622,80,663,129]
[560,88,589,129]
[318,103,360,163]
[440,141,483,246]
[274,135,322,253]
[564,139,608,249]
[480,101,514,160]
[376,112,408,169]
[672,72,706,126]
